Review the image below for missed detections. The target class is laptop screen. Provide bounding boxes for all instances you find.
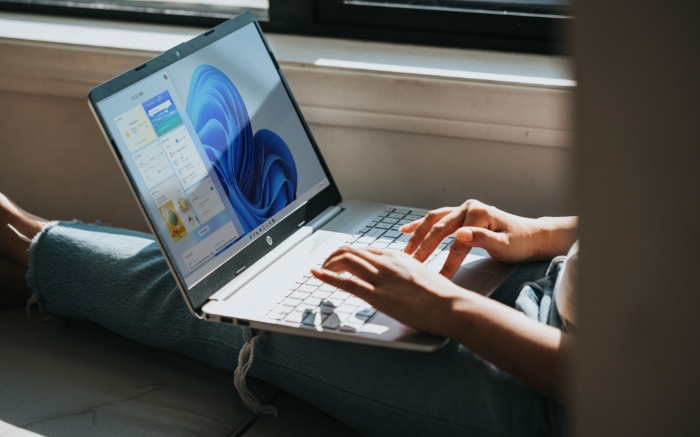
[90,17,336,306]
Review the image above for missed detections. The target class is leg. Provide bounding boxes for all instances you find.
[0,193,45,309]
[18,203,563,436]
[251,333,565,437]
[250,260,564,436]
[28,221,247,371]
[0,192,46,266]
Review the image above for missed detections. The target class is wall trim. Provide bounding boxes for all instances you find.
[0,38,573,148]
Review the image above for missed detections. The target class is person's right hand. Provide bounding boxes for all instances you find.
[402,200,559,278]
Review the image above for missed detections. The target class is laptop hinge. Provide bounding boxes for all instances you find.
[206,206,343,303]
[305,206,343,231]
[207,225,313,302]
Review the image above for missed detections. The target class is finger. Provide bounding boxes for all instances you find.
[461,200,501,230]
[438,237,472,279]
[311,268,374,301]
[411,210,465,262]
[324,246,387,268]
[404,207,454,254]
[322,250,380,280]
[398,218,421,234]
[455,227,509,257]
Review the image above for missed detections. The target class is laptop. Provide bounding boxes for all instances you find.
[88,12,515,352]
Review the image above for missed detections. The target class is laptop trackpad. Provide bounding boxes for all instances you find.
[451,268,494,293]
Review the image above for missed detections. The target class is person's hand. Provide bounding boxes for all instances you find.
[402,200,554,278]
[311,247,464,336]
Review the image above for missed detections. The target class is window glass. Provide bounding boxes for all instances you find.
[352,0,569,14]
[0,0,268,20]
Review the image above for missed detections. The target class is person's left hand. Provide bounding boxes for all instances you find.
[311,246,466,336]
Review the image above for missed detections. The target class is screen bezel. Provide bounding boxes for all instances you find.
[88,12,342,313]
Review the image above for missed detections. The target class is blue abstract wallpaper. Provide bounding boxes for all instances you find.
[186,65,298,234]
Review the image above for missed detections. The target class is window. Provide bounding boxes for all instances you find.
[0,0,570,54]
[0,0,268,25]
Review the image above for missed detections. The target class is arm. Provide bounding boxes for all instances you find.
[312,248,573,402]
[402,199,578,278]
[312,201,577,401]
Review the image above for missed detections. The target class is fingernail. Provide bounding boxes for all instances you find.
[457,228,473,242]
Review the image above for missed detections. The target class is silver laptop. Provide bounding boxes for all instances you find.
[88,13,515,352]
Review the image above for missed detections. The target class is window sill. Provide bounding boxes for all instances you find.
[0,11,574,148]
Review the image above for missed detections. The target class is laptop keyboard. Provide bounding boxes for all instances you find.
[264,207,454,332]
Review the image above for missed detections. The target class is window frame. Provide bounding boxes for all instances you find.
[0,0,570,55]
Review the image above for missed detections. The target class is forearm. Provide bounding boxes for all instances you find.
[533,216,578,260]
[442,290,573,402]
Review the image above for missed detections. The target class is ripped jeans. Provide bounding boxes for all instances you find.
[27,221,566,437]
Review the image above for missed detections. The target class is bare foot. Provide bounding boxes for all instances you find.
[0,193,46,266]
[0,255,31,309]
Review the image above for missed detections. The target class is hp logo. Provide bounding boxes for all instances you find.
[266,236,273,246]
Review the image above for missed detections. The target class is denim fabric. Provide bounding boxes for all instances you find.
[515,257,569,332]
[27,221,566,437]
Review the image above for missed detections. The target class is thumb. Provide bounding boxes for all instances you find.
[455,227,507,254]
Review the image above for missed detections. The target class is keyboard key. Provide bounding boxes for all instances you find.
[332,290,351,300]
[319,301,336,314]
[397,233,411,243]
[285,311,305,324]
[357,236,376,245]
[282,297,302,306]
[382,217,399,224]
[340,319,365,332]
[394,208,411,214]
[347,296,365,306]
[312,290,332,299]
[388,242,407,251]
[346,234,362,244]
[375,222,392,230]
[303,296,322,306]
[267,304,294,320]
[306,277,324,287]
[388,213,404,220]
[370,241,390,249]
[298,284,318,294]
[405,214,422,221]
[321,313,342,330]
[298,302,318,312]
[356,307,377,319]
[302,311,323,327]
[365,228,385,238]
[327,297,345,307]
[291,291,310,300]
[382,230,402,239]
[337,303,358,314]
[319,283,337,292]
